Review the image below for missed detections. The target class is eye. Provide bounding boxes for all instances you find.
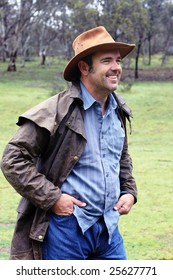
[116,59,122,65]
[101,58,111,64]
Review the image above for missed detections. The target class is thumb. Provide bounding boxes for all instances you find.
[72,197,86,207]
[114,200,122,211]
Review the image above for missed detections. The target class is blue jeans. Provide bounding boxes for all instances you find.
[42,214,126,260]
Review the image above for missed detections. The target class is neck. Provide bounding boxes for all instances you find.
[80,79,109,114]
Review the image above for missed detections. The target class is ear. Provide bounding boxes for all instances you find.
[78,60,89,76]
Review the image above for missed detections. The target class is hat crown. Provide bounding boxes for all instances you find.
[73,26,115,55]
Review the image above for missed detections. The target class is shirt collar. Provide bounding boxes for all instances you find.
[80,81,117,112]
[80,81,95,110]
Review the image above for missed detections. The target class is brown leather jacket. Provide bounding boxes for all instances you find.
[1,82,137,260]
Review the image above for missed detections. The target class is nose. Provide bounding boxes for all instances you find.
[111,60,122,71]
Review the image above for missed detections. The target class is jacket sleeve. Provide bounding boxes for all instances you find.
[119,131,138,203]
[1,120,62,210]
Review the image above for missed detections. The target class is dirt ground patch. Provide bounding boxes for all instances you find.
[122,67,173,81]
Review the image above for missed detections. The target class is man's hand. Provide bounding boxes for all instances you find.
[114,194,135,215]
[51,193,86,216]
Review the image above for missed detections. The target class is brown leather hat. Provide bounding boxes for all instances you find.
[64,26,135,81]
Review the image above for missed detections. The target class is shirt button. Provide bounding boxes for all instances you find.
[74,155,79,161]
[38,235,43,240]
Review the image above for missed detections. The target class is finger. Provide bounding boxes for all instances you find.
[71,197,86,207]
[119,207,129,215]
[114,200,123,210]
[55,211,73,216]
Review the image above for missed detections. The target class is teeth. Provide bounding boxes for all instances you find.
[109,76,117,79]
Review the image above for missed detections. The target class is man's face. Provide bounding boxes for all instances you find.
[86,50,122,95]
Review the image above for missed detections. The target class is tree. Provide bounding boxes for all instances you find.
[98,0,148,79]
[32,0,65,63]
[143,0,164,65]
[0,0,10,62]
[131,0,148,79]
[0,0,34,71]
[63,0,100,58]
[160,1,173,64]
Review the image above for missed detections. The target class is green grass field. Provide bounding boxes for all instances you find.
[0,57,173,260]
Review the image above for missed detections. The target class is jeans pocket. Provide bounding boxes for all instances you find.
[51,212,75,226]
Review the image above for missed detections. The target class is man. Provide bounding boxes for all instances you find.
[1,26,137,260]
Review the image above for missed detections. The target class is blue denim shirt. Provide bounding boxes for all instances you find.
[61,82,125,243]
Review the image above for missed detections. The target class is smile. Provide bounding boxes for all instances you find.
[107,75,118,81]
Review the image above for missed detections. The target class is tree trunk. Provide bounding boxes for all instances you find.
[148,33,152,66]
[135,38,142,79]
[41,49,46,65]
[7,50,17,72]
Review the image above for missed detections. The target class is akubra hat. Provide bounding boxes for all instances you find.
[64,26,135,81]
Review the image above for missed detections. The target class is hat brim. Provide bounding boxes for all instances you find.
[64,42,135,81]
